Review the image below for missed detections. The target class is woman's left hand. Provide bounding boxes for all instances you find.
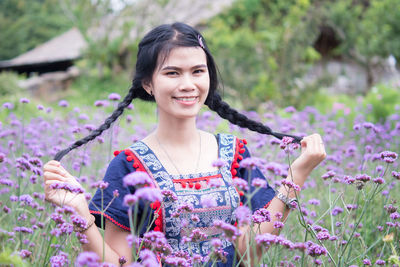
[290,133,326,181]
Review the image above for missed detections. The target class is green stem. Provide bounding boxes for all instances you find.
[340,184,380,263]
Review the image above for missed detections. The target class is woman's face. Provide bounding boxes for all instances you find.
[143,46,210,122]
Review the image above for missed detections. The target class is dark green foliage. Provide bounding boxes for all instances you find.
[203,0,400,109]
[0,0,72,60]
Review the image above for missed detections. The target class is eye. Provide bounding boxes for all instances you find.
[166,71,178,75]
[164,71,180,77]
[193,69,206,74]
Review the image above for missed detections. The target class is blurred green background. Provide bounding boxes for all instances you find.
[0,0,399,123]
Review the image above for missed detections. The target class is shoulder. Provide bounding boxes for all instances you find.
[105,146,147,180]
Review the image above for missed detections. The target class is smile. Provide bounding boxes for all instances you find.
[173,97,198,101]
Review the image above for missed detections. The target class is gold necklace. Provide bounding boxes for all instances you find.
[155,131,202,176]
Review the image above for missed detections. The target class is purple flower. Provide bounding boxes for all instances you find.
[94,100,109,107]
[71,214,87,229]
[139,249,159,266]
[390,212,400,220]
[392,171,400,180]
[343,175,355,184]
[240,157,261,169]
[373,177,385,184]
[164,256,189,267]
[346,204,358,211]
[123,171,153,188]
[176,203,194,214]
[251,178,267,188]
[321,171,336,180]
[306,241,327,257]
[362,258,371,266]
[362,122,374,129]
[211,238,222,248]
[191,214,200,222]
[20,98,30,104]
[380,151,398,163]
[3,102,14,109]
[161,189,178,201]
[200,195,217,208]
[232,178,249,191]
[50,252,69,267]
[108,93,121,101]
[208,178,224,188]
[234,206,251,226]
[308,199,321,206]
[50,183,84,194]
[123,194,138,206]
[285,106,296,113]
[189,229,207,242]
[213,220,240,241]
[142,231,172,255]
[316,231,330,240]
[14,227,33,234]
[58,100,69,107]
[76,251,99,267]
[212,158,228,168]
[355,174,371,182]
[281,179,301,191]
[19,249,31,258]
[331,207,343,216]
[375,259,385,265]
[252,208,270,224]
[255,233,279,249]
[384,204,397,214]
[135,187,162,203]
[273,221,284,229]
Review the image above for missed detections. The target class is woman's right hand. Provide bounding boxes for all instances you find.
[43,160,87,210]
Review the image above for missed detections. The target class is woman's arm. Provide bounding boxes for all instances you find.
[44,160,132,265]
[236,134,326,263]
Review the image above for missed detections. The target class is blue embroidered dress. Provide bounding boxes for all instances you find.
[89,134,275,266]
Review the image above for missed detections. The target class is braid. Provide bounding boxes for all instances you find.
[206,92,302,143]
[54,87,139,161]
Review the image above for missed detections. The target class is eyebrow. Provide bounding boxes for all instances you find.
[161,64,207,71]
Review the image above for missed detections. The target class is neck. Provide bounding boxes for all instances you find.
[155,114,199,146]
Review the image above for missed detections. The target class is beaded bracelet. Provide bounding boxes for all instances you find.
[74,214,95,233]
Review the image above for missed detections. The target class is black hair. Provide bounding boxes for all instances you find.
[54,22,301,161]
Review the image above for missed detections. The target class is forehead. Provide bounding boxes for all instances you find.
[157,47,207,69]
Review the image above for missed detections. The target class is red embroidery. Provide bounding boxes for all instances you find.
[89,210,130,231]
[230,138,246,179]
[263,199,273,209]
[117,149,146,172]
[195,182,201,190]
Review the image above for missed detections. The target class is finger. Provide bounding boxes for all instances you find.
[43,171,67,182]
[43,165,68,177]
[44,160,61,168]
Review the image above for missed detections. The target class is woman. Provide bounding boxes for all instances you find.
[43,22,326,266]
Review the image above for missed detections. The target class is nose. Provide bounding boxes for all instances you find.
[178,73,195,91]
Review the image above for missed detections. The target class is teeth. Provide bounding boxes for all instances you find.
[175,97,197,101]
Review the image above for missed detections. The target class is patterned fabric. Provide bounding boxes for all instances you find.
[89,133,275,266]
[129,133,240,256]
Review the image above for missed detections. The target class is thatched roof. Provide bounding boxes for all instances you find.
[0,28,86,68]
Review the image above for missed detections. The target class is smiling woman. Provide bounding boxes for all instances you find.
[43,22,326,266]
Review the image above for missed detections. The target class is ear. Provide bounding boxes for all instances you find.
[142,80,153,96]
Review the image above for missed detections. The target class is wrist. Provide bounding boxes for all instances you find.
[287,163,311,188]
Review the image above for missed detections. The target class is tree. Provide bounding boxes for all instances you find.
[0,0,72,60]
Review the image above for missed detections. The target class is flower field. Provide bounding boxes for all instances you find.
[0,96,399,266]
